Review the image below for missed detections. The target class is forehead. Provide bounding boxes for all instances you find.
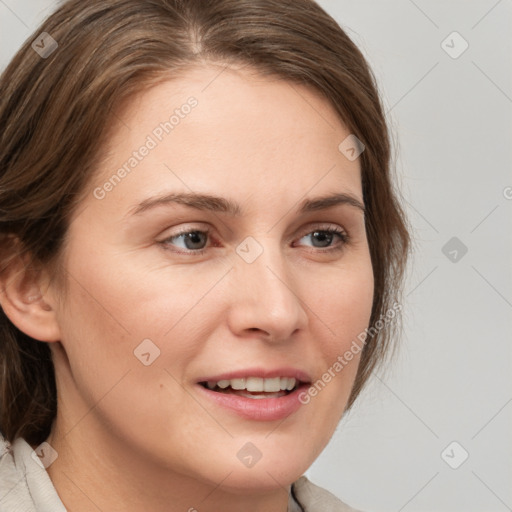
[88,65,363,214]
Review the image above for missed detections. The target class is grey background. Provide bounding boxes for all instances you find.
[1,1,511,511]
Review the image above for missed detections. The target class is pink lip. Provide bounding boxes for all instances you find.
[196,382,310,421]
[195,367,312,422]
[196,367,312,383]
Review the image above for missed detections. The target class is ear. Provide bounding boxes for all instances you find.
[0,239,61,342]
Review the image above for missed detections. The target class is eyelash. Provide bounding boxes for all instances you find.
[159,225,350,256]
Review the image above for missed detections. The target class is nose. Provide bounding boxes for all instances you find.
[226,242,309,342]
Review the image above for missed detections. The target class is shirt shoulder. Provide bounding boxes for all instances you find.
[291,475,365,512]
[0,433,67,512]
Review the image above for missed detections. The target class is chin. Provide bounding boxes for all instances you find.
[213,461,309,494]
[193,440,316,494]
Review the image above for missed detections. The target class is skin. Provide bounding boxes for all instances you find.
[2,64,374,511]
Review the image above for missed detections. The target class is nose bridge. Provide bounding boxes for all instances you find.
[228,235,308,338]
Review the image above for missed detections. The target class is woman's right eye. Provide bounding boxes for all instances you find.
[161,229,212,254]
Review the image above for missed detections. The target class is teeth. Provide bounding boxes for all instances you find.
[246,377,263,392]
[230,378,246,390]
[206,377,297,392]
[263,377,281,392]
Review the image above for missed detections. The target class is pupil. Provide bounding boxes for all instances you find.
[185,231,206,250]
[313,231,332,247]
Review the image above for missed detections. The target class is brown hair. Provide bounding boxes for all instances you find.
[0,0,410,446]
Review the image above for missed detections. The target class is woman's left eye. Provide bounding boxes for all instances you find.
[295,227,348,251]
[160,226,349,255]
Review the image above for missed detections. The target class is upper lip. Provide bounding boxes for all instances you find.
[197,367,312,384]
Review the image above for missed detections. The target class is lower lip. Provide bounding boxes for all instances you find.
[196,383,309,421]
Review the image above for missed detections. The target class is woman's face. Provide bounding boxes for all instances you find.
[47,65,374,495]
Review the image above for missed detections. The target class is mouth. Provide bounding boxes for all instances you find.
[195,368,312,420]
[199,376,302,400]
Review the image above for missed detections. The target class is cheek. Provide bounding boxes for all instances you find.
[56,251,226,390]
[306,256,373,408]
[53,265,209,442]
[54,276,135,409]
[316,257,374,349]
[60,240,212,332]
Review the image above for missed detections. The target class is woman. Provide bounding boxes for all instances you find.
[0,0,410,510]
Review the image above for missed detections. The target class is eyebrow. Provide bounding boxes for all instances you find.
[129,191,365,217]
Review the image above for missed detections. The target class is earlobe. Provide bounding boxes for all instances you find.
[0,248,61,343]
